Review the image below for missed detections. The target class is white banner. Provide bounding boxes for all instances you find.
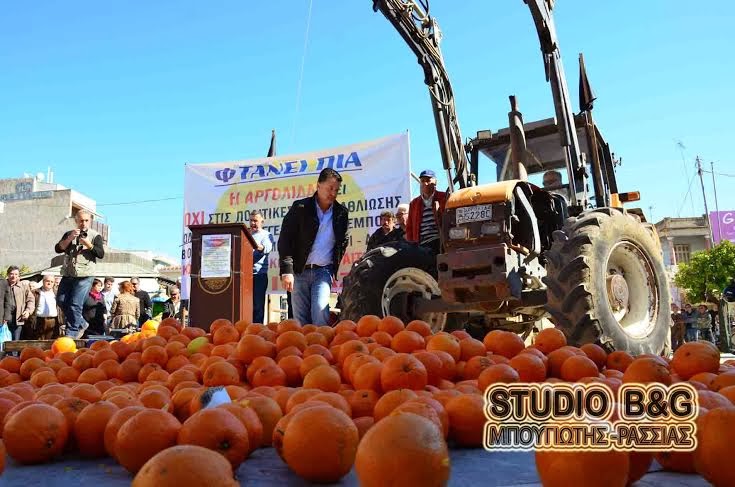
[181,132,412,300]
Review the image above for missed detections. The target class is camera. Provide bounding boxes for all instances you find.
[79,230,88,239]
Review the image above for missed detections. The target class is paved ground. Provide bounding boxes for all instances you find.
[1,447,710,486]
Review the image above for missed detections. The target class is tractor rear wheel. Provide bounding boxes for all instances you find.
[543,208,671,355]
[339,241,450,333]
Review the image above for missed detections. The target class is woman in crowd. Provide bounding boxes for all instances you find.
[110,280,140,333]
[82,278,106,337]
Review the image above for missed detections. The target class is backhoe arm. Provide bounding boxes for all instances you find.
[525,0,586,207]
[373,0,470,190]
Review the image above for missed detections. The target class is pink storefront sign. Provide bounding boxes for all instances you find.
[710,211,735,244]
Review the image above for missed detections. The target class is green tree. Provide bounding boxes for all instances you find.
[0,264,33,278]
[674,240,735,303]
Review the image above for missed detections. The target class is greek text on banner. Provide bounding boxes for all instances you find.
[180,132,412,301]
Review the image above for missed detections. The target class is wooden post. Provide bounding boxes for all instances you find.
[188,224,257,332]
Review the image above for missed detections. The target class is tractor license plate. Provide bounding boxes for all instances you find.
[456,204,492,225]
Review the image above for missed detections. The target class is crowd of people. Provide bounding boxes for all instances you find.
[0,210,184,343]
[0,266,182,344]
[670,279,735,352]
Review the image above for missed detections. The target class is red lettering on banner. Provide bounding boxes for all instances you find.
[184,211,205,226]
[241,184,326,203]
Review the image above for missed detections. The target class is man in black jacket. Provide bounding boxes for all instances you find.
[366,210,405,251]
[725,278,735,303]
[278,168,349,326]
[0,278,12,332]
[130,277,152,325]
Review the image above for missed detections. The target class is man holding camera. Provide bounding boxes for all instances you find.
[54,210,105,338]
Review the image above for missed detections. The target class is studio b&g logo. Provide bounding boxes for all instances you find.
[482,382,698,452]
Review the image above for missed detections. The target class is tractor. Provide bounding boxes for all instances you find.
[339,0,671,355]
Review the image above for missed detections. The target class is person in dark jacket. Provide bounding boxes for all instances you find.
[82,279,106,337]
[366,210,405,251]
[724,278,735,303]
[130,277,152,325]
[0,279,13,329]
[162,286,187,322]
[278,168,350,326]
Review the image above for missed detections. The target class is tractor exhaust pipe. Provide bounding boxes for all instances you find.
[508,95,529,181]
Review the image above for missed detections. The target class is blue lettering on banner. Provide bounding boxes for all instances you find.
[215,168,236,183]
[214,152,363,187]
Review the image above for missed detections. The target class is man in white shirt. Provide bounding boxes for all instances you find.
[29,275,60,339]
[250,210,275,325]
[101,277,116,329]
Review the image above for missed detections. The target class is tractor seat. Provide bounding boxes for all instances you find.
[549,192,569,224]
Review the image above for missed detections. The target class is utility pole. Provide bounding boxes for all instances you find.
[696,156,714,244]
[711,161,722,242]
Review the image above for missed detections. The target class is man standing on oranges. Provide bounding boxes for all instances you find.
[278,168,350,326]
[54,210,105,339]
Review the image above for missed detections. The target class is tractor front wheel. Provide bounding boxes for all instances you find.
[543,208,671,355]
[339,241,450,333]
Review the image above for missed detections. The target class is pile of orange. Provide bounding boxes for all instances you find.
[0,316,732,486]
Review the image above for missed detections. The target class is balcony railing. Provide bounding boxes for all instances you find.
[92,220,109,244]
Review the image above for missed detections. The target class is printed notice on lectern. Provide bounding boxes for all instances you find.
[201,234,232,278]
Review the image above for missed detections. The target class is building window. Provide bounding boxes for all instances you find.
[674,244,691,264]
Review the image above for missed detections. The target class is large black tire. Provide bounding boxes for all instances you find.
[543,208,671,355]
[340,240,448,331]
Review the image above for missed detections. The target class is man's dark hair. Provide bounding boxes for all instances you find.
[318,168,342,183]
[6,266,19,275]
[104,277,114,284]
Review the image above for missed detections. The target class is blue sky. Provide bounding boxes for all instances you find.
[1,0,734,261]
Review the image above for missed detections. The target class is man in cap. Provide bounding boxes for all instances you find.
[405,169,447,255]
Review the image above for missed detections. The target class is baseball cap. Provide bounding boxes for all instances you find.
[419,169,436,179]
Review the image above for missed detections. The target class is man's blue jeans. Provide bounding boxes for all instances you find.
[253,273,268,325]
[292,266,332,326]
[699,328,715,344]
[57,276,94,338]
[685,326,699,342]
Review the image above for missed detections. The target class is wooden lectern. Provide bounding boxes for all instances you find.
[188,223,257,332]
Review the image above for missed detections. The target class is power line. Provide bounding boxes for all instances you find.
[703,169,735,178]
[97,196,182,206]
[676,170,698,217]
[290,0,314,148]
[0,196,183,209]
[675,140,696,214]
